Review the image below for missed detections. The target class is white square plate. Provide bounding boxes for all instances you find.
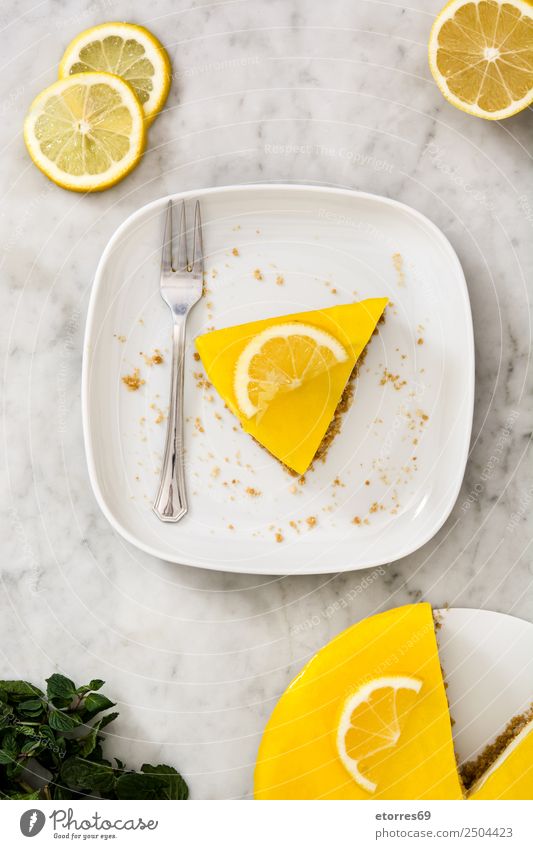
[82,185,474,574]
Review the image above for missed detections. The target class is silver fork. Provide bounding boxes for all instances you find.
[153,199,204,523]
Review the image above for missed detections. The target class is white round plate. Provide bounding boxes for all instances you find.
[82,184,474,573]
[437,608,533,765]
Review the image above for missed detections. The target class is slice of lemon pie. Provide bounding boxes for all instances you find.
[195,298,388,475]
[254,603,463,800]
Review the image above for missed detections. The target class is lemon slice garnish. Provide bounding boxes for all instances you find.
[24,72,145,192]
[336,675,423,795]
[429,0,533,120]
[59,22,171,123]
[234,322,348,419]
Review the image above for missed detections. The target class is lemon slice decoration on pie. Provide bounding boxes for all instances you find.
[24,72,145,192]
[234,323,348,419]
[336,675,423,794]
[59,22,171,123]
[429,0,533,120]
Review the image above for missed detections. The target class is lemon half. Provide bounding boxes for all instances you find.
[59,22,171,123]
[24,72,145,192]
[429,0,533,120]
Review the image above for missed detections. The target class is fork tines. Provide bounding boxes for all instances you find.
[162,199,203,276]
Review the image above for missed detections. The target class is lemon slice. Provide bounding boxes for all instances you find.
[429,0,533,120]
[59,22,171,123]
[336,675,423,794]
[233,322,348,419]
[24,72,145,192]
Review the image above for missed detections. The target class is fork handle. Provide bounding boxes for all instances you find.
[153,317,188,522]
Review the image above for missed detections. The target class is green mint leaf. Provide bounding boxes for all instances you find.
[98,711,119,730]
[60,756,116,794]
[141,763,189,799]
[0,681,44,700]
[46,674,77,705]
[20,739,43,757]
[83,693,116,719]
[48,710,82,732]
[18,699,43,711]
[0,731,18,764]
[116,764,188,800]
[78,719,103,758]
[17,699,45,719]
[16,725,40,735]
[76,679,105,697]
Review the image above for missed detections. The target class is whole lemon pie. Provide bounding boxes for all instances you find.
[254,603,533,800]
[195,298,388,475]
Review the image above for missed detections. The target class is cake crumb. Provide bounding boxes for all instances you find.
[122,368,144,391]
[352,516,362,525]
[211,466,220,478]
[232,247,240,256]
[392,252,405,286]
[194,417,205,433]
[380,369,407,391]
[141,349,164,366]
[194,372,212,390]
[275,275,285,286]
[115,334,127,343]
[246,487,261,497]
[193,352,200,361]
[253,268,263,281]
[228,523,235,530]
[417,337,424,345]
[275,532,284,543]
[306,516,317,528]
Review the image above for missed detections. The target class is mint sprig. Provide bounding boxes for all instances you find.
[0,675,188,800]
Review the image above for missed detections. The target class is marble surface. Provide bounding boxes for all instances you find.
[1,0,532,799]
